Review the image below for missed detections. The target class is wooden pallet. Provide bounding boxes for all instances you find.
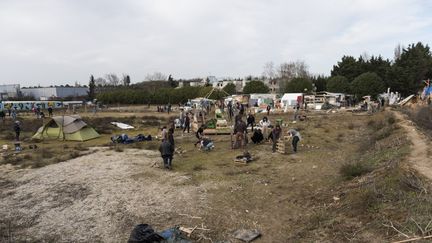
[276,136,291,154]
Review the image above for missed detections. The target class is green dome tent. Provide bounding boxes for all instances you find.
[32,115,100,141]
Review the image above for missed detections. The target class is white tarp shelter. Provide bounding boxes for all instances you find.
[281,93,303,109]
[249,93,277,107]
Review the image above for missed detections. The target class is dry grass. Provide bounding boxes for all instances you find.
[0,108,428,242]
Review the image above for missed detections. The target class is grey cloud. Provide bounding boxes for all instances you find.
[0,0,431,85]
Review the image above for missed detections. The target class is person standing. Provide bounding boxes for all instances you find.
[48,106,53,117]
[14,121,21,141]
[0,110,5,123]
[167,103,171,114]
[36,107,41,118]
[227,101,233,121]
[259,116,271,140]
[167,127,175,147]
[161,126,167,140]
[294,103,300,121]
[266,104,271,116]
[288,129,301,153]
[234,119,247,149]
[11,108,17,120]
[183,113,190,133]
[271,124,282,153]
[179,109,185,128]
[246,112,255,131]
[159,139,174,170]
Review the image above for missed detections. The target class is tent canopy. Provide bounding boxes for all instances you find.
[32,115,100,141]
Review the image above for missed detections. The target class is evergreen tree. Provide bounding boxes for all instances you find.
[389,42,432,95]
[243,81,269,94]
[331,56,363,82]
[284,77,313,93]
[223,83,236,95]
[326,76,350,93]
[311,75,328,92]
[88,75,96,100]
[351,72,385,99]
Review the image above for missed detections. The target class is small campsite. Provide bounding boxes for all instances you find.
[1,102,432,242]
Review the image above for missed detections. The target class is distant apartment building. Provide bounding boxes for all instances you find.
[214,80,244,93]
[21,86,88,100]
[265,78,281,94]
[0,84,20,100]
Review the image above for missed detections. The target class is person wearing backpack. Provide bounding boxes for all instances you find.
[159,139,174,170]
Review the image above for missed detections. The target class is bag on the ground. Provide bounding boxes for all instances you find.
[127,224,164,243]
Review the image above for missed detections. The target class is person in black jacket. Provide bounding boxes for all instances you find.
[246,112,255,131]
[0,110,5,123]
[47,106,53,117]
[251,129,264,144]
[14,121,21,141]
[183,113,190,133]
[194,125,205,147]
[159,139,174,170]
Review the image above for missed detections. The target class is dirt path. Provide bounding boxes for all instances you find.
[394,111,432,179]
[0,148,208,242]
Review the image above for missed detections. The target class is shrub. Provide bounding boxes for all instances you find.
[374,126,393,140]
[387,115,396,125]
[414,107,432,131]
[340,162,372,180]
[351,72,385,99]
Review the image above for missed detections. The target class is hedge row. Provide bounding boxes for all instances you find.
[96,86,227,105]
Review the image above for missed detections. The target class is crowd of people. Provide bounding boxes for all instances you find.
[233,112,301,154]
[159,103,302,170]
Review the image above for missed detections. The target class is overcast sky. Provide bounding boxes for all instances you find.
[1,0,432,86]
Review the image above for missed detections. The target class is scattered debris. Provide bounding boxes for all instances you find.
[111,122,134,129]
[178,213,202,219]
[398,94,415,106]
[233,229,261,242]
[234,152,253,164]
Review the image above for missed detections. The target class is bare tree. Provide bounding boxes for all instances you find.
[262,61,276,80]
[94,77,107,86]
[145,72,167,81]
[361,51,371,61]
[122,74,131,86]
[105,73,120,86]
[277,60,309,79]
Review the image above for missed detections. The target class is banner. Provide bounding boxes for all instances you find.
[0,101,63,111]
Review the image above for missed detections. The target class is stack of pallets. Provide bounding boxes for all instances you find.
[276,136,291,154]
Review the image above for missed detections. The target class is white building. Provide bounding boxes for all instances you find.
[21,87,88,100]
[214,80,244,92]
[0,84,20,100]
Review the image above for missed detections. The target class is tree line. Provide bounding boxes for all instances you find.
[93,41,432,104]
[96,85,228,105]
[278,42,432,97]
